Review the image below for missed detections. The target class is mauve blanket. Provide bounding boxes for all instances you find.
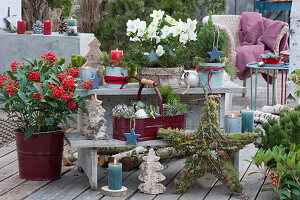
[236,12,289,81]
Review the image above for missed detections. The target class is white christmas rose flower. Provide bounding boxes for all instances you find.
[150,10,165,20]
[161,26,171,39]
[126,19,138,33]
[165,15,177,25]
[137,20,147,37]
[156,45,165,57]
[149,20,159,30]
[155,36,161,44]
[172,24,183,37]
[147,28,157,39]
[130,36,140,42]
[187,31,197,41]
[179,32,188,44]
[187,18,197,32]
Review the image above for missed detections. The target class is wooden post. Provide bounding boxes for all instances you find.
[290,1,300,74]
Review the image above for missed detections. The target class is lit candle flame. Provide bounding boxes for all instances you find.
[114,159,117,164]
[116,48,119,51]
[231,113,234,117]
[247,107,249,111]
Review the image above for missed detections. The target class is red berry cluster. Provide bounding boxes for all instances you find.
[33,91,43,101]
[11,61,19,73]
[291,77,297,83]
[39,83,43,88]
[268,171,278,186]
[29,70,41,82]
[61,91,74,101]
[67,101,76,109]
[81,80,93,90]
[67,67,79,78]
[5,79,20,95]
[0,75,8,88]
[61,76,76,90]
[40,52,57,64]
[50,82,65,98]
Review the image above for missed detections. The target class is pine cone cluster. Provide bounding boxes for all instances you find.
[58,21,67,34]
[112,104,135,118]
[32,21,43,34]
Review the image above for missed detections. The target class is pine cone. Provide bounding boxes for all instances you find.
[58,21,67,34]
[32,20,43,34]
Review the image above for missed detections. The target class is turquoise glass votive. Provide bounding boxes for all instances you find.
[108,162,122,190]
[241,110,254,133]
[224,114,242,134]
[67,18,77,26]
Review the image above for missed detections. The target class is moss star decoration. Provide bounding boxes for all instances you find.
[158,93,260,195]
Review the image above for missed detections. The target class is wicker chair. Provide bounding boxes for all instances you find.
[202,15,289,100]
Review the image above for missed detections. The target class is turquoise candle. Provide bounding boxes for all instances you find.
[224,114,242,134]
[241,109,254,133]
[108,161,122,190]
[68,18,77,26]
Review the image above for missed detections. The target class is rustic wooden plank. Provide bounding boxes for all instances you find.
[178,173,218,200]
[65,132,169,148]
[205,144,257,200]
[0,165,75,200]
[0,151,17,169]
[101,159,171,200]
[0,141,16,158]
[73,169,137,200]
[225,0,236,15]
[130,158,186,200]
[79,82,246,96]
[0,161,18,182]
[0,174,25,196]
[236,0,255,15]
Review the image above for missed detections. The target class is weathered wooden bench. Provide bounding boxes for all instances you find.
[67,81,245,190]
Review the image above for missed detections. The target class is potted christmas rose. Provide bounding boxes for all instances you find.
[126,10,198,88]
[195,13,237,90]
[0,52,92,180]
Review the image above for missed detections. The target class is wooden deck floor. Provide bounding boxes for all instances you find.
[0,140,277,200]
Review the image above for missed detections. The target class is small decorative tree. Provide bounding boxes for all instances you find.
[138,148,166,194]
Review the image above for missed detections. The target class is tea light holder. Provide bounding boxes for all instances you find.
[79,67,95,82]
[224,114,242,134]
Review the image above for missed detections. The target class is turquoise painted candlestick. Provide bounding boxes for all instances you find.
[224,114,242,134]
[108,161,122,190]
[241,109,254,133]
[67,18,77,26]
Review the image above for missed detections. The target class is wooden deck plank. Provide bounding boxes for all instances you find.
[179,173,218,200]
[130,158,186,200]
[101,159,171,200]
[73,169,138,200]
[0,161,18,182]
[0,174,25,196]
[0,150,17,169]
[205,144,257,200]
[0,141,16,158]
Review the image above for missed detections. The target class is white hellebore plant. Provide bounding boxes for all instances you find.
[150,10,165,20]
[156,45,165,57]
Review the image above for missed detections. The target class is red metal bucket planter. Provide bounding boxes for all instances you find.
[15,130,64,180]
[113,78,186,141]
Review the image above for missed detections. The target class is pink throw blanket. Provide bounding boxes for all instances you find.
[236,12,289,82]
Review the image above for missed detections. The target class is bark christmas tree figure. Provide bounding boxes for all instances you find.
[138,148,166,195]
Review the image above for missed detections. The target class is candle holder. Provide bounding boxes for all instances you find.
[101,161,127,197]
[79,67,95,82]
[224,114,242,134]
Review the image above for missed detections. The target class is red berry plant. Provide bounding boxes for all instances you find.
[288,69,300,97]
[0,52,92,140]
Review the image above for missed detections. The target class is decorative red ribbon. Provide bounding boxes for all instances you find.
[196,65,224,94]
[104,76,140,89]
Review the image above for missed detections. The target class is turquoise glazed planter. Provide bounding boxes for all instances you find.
[105,67,128,89]
[198,63,225,89]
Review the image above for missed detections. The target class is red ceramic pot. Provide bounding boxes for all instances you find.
[261,57,282,65]
[15,129,64,180]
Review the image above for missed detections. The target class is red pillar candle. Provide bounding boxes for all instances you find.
[43,21,52,35]
[111,49,123,66]
[17,20,26,34]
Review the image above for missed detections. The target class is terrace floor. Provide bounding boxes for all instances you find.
[0,73,297,200]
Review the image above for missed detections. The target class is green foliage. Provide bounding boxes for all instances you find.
[0,53,89,139]
[259,107,300,150]
[71,55,87,68]
[288,69,300,97]
[164,99,188,117]
[195,12,229,62]
[47,0,72,20]
[158,85,180,104]
[247,145,300,200]
[95,0,225,52]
